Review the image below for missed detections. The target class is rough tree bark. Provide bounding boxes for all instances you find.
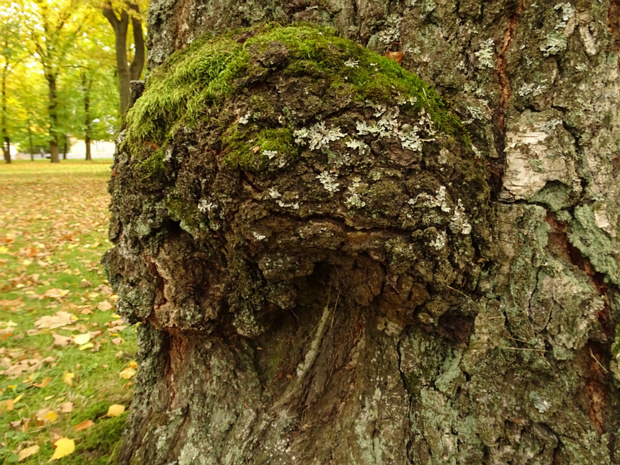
[104,1,620,464]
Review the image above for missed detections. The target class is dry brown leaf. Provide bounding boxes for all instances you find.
[2,357,53,377]
[59,401,73,413]
[52,334,72,348]
[97,301,113,311]
[34,311,75,329]
[73,419,94,431]
[111,337,123,345]
[18,444,39,462]
[33,377,53,388]
[42,288,70,299]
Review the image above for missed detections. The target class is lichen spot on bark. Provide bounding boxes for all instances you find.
[106,24,491,337]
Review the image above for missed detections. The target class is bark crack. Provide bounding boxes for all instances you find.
[492,0,526,196]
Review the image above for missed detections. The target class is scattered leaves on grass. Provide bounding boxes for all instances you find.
[0,162,137,461]
[49,438,75,461]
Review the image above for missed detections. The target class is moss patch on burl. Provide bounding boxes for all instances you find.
[124,23,467,172]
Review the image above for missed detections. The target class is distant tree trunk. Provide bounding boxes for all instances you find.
[62,135,68,160]
[46,73,59,163]
[82,71,92,161]
[27,122,33,161]
[1,62,9,164]
[105,1,620,464]
[103,1,145,116]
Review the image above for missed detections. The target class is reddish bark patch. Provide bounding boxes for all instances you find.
[608,0,620,69]
[545,212,615,434]
[491,0,526,196]
[586,341,609,435]
[496,0,525,136]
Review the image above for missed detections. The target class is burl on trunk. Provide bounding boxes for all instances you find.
[104,0,620,462]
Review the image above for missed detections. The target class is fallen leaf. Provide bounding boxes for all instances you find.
[119,367,136,379]
[33,377,52,388]
[63,372,75,386]
[35,311,76,329]
[35,408,57,424]
[128,360,138,369]
[52,334,71,348]
[18,445,39,462]
[42,288,70,299]
[73,333,92,345]
[78,342,94,351]
[105,404,125,417]
[2,357,54,377]
[97,301,113,311]
[49,438,75,461]
[79,279,92,288]
[111,337,123,345]
[73,419,94,431]
[59,401,73,413]
[5,399,14,411]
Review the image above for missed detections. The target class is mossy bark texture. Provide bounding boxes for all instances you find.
[104,1,620,464]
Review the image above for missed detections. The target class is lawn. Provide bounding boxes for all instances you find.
[0,160,136,464]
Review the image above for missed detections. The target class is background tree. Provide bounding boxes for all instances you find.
[61,16,119,160]
[105,1,620,464]
[102,0,146,116]
[21,0,93,162]
[0,3,27,163]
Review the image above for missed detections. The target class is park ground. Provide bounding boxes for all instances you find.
[0,160,136,464]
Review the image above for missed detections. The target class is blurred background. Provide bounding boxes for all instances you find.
[1,0,149,164]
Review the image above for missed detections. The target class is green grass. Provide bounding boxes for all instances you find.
[0,160,135,464]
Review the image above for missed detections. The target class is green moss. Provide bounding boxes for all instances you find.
[124,23,466,163]
[166,196,201,233]
[223,125,297,170]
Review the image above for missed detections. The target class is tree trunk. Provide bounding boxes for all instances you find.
[47,73,59,163]
[62,135,68,160]
[1,63,9,164]
[81,71,93,161]
[103,2,145,116]
[27,123,33,161]
[105,1,620,464]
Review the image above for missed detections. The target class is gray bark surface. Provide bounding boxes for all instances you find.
[105,1,620,463]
